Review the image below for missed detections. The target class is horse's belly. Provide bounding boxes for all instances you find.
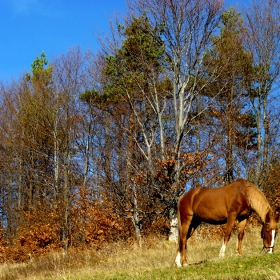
[204,217,227,225]
[194,210,227,224]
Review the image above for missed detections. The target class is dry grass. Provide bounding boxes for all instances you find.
[0,239,175,280]
[0,225,276,280]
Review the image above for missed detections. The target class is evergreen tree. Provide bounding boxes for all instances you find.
[202,8,257,183]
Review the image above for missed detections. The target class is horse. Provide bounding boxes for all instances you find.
[175,178,279,267]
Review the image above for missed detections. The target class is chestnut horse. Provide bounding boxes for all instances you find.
[175,178,279,267]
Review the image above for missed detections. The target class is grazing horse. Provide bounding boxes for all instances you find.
[175,178,279,267]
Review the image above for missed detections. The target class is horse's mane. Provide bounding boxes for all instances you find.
[244,181,271,223]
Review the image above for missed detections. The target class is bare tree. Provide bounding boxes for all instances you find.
[97,0,228,238]
[52,47,88,248]
[126,0,225,232]
[244,0,280,186]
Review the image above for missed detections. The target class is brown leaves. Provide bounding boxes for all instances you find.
[0,206,61,262]
[69,189,124,248]
[155,157,176,183]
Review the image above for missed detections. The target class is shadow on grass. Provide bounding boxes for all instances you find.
[189,260,208,266]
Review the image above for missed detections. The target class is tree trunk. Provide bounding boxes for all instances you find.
[225,117,234,184]
[62,150,71,249]
[54,122,59,199]
[256,96,262,187]
[132,182,142,243]
[168,208,178,243]
[263,94,269,178]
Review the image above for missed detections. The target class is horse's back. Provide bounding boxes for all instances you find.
[178,179,250,224]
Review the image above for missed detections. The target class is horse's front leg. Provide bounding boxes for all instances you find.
[175,215,192,267]
[219,214,236,257]
[236,219,247,255]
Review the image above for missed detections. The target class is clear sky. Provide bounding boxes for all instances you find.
[0,0,245,83]
[0,0,127,82]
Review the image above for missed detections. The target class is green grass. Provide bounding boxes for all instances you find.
[1,226,280,280]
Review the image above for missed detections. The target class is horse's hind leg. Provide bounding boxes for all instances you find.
[176,215,192,267]
[236,219,247,255]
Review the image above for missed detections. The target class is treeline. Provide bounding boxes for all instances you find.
[0,0,280,261]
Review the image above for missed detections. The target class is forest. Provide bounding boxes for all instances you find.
[0,0,280,262]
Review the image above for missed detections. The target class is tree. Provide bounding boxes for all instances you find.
[97,14,169,239]
[0,53,57,243]
[52,47,89,248]
[97,0,225,238]
[127,0,224,230]
[18,52,55,210]
[202,8,257,184]
[244,0,280,186]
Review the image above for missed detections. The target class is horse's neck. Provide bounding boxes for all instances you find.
[247,184,271,223]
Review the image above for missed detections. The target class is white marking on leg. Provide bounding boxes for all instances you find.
[175,251,182,267]
[269,230,275,254]
[219,242,226,257]
[236,239,240,255]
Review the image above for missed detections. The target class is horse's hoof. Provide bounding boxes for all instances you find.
[182,263,189,267]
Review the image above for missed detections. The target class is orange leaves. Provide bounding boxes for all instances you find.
[70,190,124,248]
[155,152,206,184]
[156,157,176,169]
[0,184,168,263]
[14,225,60,262]
[18,223,59,249]
[0,196,126,262]
[155,157,176,183]
[0,228,7,261]
[0,206,61,262]
[211,109,222,118]
[134,175,147,185]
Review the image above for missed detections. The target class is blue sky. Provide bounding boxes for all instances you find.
[0,0,244,83]
[0,0,127,82]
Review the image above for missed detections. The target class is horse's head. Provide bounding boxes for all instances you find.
[261,212,279,253]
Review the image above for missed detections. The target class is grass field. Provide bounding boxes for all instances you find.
[1,225,280,280]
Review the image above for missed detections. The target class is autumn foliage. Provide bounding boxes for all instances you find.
[1,0,280,266]
[0,205,60,262]
[0,192,131,262]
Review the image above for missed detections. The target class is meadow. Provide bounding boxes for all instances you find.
[1,225,280,280]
